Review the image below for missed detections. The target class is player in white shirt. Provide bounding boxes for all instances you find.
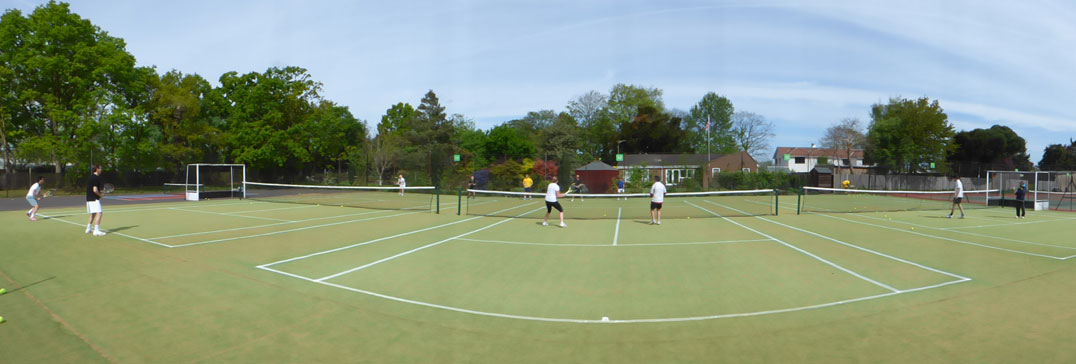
[397,174,406,196]
[948,176,965,219]
[25,176,45,221]
[650,176,667,225]
[543,176,568,227]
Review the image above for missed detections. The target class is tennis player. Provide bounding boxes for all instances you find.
[468,175,477,199]
[522,174,533,200]
[26,176,44,221]
[616,178,626,200]
[397,174,406,196]
[947,175,965,219]
[570,175,584,202]
[86,165,106,236]
[543,176,567,227]
[1015,182,1027,219]
[650,175,666,225]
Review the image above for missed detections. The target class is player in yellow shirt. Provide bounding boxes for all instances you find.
[522,174,534,200]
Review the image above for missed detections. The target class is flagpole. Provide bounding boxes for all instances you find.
[706,115,711,164]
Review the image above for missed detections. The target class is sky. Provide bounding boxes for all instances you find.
[6,0,1075,163]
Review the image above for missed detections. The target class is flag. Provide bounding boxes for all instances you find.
[705,116,710,132]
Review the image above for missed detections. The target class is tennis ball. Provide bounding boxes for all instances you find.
[0,316,4,323]
[687,216,691,219]
[0,288,5,295]
[910,227,915,230]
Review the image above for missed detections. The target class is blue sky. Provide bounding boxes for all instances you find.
[7,0,1075,163]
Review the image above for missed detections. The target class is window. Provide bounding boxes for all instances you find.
[712,168,721,175]
[842,159,850,166]
[664,169,695,185]
[742,168,751,173]
[794,157,805,164]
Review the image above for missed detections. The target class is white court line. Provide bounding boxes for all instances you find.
[453,237,773,247]
[852,213,1076,251]
[169,207,295,222]
[169,211,422,248]
[613,208,622,246]
[226,204,320,214]
[812,212,1070,260]
[149,209,391,240]
[258,203,539,268]
[941,216,1076,230]
[315,207,544,282]
[40,214,171,247]
[704,201,971,282]
[686,201,900,293]
[42,200,250,218]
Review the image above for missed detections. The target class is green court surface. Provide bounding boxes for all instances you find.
[2,194,1076,363]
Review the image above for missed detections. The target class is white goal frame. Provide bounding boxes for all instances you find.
[184,164,247,201]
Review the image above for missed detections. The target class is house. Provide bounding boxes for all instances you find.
[573,160,619,193]
[617,152,759,187]
[773,146,870,173]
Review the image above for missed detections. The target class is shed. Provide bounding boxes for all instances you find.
[574,161,620,194]
[809,166,835,188]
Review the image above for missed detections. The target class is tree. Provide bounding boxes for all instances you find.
[1,1,143,173]
[451,114,489,168]
[146,70,218,174]
[820,118,866,174]
[369,133,400,186]
[567,90,610,160]
[620,105,689,154]
[405,90,453,185]
[378,102,415,136]
[485,124,535,161]
[1039,140,1076,170]
[731,111,775,160]
[537,112,581,182]
[865,97,955,173]
[948,125,1033,172]
[685,92,736,155]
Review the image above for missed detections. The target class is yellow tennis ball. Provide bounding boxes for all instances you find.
[0,316,4,323]
[687,216,691,219]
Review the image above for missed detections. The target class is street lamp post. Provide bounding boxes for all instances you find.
[617,140,626,156]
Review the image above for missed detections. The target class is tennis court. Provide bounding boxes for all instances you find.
[2,185,1076,363]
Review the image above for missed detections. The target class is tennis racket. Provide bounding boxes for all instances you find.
[103,183,115,194]
[42,189,54,198]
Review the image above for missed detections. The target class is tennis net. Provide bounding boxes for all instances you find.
[798,186,997,214]
[464,189,778,219]
[243,182,437,211]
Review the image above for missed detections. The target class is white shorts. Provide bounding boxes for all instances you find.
[27,195,38,207]
[86,200,103,214]
[617,188,625,193]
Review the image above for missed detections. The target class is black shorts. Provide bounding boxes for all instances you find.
[953,197,963,204]
[524,187,532,192]
[546,201,563,213]
[651,202,663,210]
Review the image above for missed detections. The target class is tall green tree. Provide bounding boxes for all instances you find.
[378,102,415,136]
[1,1,143,173]
[404,90,453,184]
[620,105,689,154]
[948,125,1033,172]
[865,97,955,173]
[218,66,322,170]
[485,124,535,161]
[1039,140,1076,170]
[146,70,218,173]
[685,92,736,155]
[567,90,610,161]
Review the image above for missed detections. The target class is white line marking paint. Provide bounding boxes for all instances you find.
[705,201,971,282]
[452,237,773,247]
[169,211,421,248]
[686,201,900,293]
[40,214,171,247]
[258,204,535,268]
[613,208,622,246]
[315,207,544,282]
[150,209,391,240]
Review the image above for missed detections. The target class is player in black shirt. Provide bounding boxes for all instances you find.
[86,165,106,236]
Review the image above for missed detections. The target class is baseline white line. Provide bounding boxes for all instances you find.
[40,214,172,248]
[256,264,968,323]
[315,207,544,282]
[170,211,421,248]
[227,204,321,214]
[169,207,295,222]
[705,201,971,282]
[258,203,539,268]
[813,213,1067,260]
[686,201,900,293]
[941,216,1076,230]
[149,209,391,240]
[453,237,773,247]
[613,208,622,246]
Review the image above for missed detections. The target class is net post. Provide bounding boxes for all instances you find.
[774,189,779,216]
[436,188,440,214]
[797,188,803,215]
[457,188,462,215]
